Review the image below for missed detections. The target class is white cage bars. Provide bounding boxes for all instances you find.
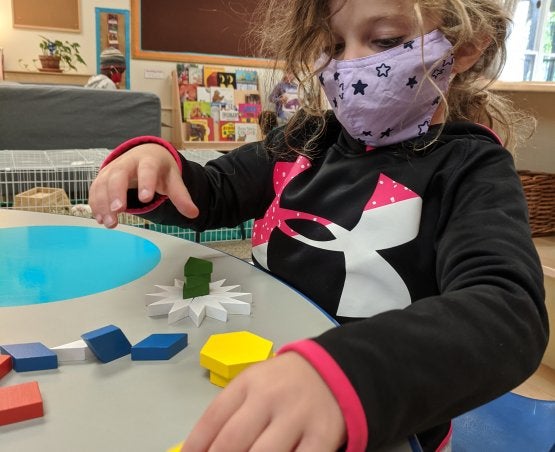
[0,149,252,243]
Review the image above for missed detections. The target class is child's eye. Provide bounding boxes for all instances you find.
[327,42,345,57]
[373,37,404,49]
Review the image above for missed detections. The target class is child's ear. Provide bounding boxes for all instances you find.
[452,38,491,74]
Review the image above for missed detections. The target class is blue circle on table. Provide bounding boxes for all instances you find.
[0,226,161,307]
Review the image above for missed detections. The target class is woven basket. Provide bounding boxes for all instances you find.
[518,170,555,237]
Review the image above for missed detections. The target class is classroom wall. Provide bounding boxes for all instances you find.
[0,0,279,143]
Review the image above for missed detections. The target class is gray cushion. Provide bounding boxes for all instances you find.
[0,83,161,150]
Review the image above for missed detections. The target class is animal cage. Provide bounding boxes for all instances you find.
[0,149,252,243]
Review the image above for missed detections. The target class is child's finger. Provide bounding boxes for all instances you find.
[183,383,248,451]
[166,170,199,219]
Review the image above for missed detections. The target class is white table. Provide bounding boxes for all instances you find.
[0,209,336,452]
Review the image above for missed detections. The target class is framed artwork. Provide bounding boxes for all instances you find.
[12,0,80,32]
[95,8,130,89]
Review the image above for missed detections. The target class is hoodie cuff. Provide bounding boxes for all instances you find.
[278,339,368,452]
[100,136,183,214]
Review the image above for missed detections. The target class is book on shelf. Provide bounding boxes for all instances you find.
[179,83,198,102]
[185,118,215,142]
[220,121,237,141]
[183,101,211,120]
[210,87,234,105]
[238,103,262,123]
[236,69,258,90]
[220,105,240,122]
[235,122,260,143]
[204,65,226,87]
[176,63,203,85]
[235,89,261,105]
[217,72,237,89]
[196,86,211,103]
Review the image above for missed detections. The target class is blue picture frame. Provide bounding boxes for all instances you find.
[95,7,130,89]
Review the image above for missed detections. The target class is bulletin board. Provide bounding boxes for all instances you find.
[12,0,80,32]
[131,0,272,68]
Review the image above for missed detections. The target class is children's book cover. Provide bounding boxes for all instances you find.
[220,121,237,141]
[179,83,198,102]
[238,103,262,123]
[235,123,260,143]
[204,66,226,87]
[217,72,237,89]
[220,105,240,122]
[210,87,235,105]
[186,118,215,141]
[235,90,261,105]
[236,69,258,90]
[183,101,211,120]
[196,86,211,103]
[187,64,204,85]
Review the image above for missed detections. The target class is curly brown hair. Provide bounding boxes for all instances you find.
[252,0,534,156]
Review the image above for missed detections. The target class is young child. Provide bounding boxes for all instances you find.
[88,0,548,450]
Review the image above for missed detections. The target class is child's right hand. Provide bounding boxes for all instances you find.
[88,143,199,228]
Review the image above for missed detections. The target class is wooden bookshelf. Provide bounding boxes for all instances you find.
[170,70,259,152]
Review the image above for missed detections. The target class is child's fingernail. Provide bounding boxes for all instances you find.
[104,215,115,226]
[139,189,152,200]
[110,199,122,211]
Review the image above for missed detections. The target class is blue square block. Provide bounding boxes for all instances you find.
[131,333,188,361]
[81,325,131,363]
[0,342,58,372]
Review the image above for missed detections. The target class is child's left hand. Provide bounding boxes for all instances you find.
[182,352,347,452]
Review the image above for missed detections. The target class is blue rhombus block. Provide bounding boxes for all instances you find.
[0,342,58,372]
[81,324,131,363]
[131,333,188,361]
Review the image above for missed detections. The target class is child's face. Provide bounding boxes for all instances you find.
[329,0,440,60]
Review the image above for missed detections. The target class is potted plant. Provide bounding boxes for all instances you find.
[38,35,86,72]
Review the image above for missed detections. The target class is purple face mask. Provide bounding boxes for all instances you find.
[318,29,454,147]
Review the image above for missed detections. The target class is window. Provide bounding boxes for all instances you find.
[502,0,555,81]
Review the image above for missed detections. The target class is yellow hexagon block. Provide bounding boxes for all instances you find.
[209,371,231,388]
[200,331,274,382]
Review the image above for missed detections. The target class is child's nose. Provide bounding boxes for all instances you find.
[341,41,373,60]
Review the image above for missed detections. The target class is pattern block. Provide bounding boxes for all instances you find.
[81,324,132,363]
[0,342,58,372]
[0,355,12,380]
[51,339,94,362]
[0,381,44,426]
[200,331,273,385]
[131,333,188,361]
[184,257,213,276]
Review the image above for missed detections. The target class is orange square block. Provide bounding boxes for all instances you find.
[0,381,44,426]
[0,355,12,380]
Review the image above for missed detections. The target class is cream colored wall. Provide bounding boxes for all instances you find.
[0,0,279,142]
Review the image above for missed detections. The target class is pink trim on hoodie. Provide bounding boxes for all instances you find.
[100,136,182,214]
[278,339,368,452]
[436,422,452,451]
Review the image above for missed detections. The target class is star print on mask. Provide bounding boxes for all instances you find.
[406,76,418,88]
[333,98,338,107]
[404,40,415,49]
[334,72,341,81]
[362,130,373,136]
[432,67,445,79]
[418,120,430,135]
[352,80,368,95]
[432,96,441,105]
[376,63,392,77]
[319,73,325,85]
[443,56,455,67]
[380,128,393,138]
